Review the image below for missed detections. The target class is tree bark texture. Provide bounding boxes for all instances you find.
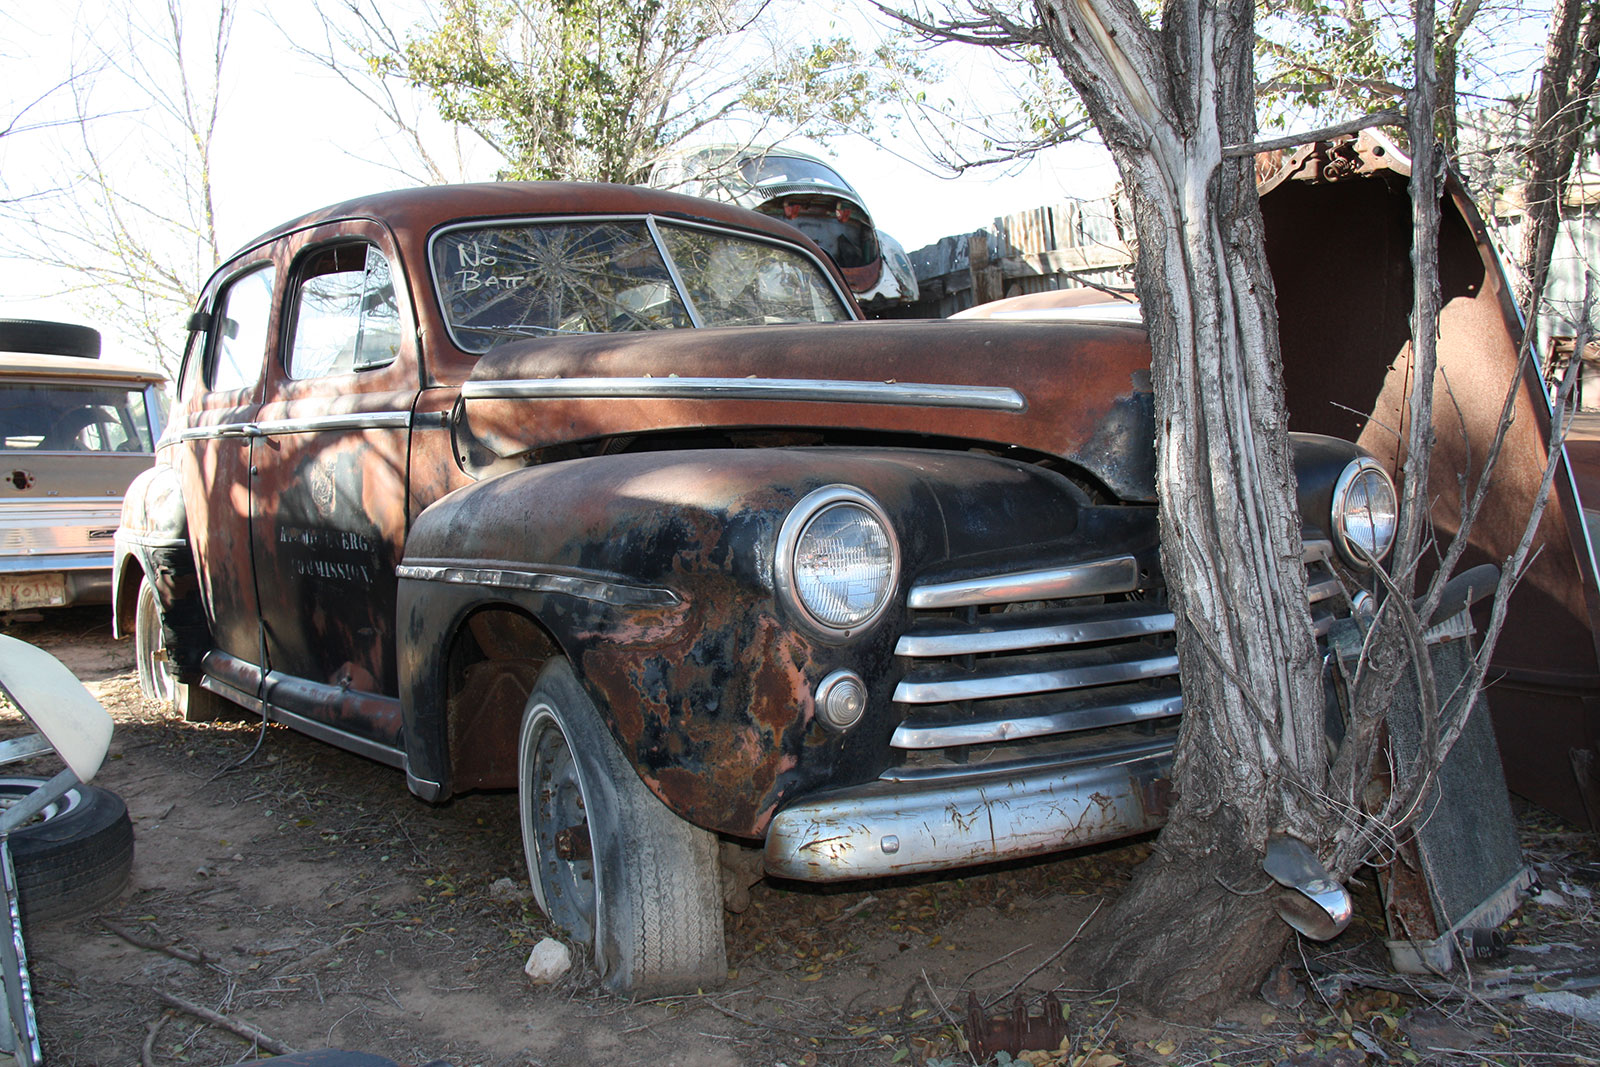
[1032,0,1325,1015]
[1519,0,1600,311]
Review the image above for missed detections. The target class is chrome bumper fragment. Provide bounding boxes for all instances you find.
[763,742,1172,882]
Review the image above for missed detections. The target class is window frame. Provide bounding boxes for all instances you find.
[282,240,403,381]
[425,213,854,355]
[205,261,278,394]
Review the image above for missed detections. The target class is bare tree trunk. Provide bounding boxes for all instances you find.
[1520,0,1600,310]
[1031,0,1324,1014]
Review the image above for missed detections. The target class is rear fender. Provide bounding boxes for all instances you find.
[111,464,207,671]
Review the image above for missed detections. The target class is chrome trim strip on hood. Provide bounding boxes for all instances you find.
[906,555,1139,610]
[461,376,1027,412]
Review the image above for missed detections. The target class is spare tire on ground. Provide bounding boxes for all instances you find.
[0,777,133,922]
[0,319,102,359]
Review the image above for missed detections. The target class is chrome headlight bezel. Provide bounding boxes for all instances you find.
[1330,457,1398,568]
[774,485,900,640]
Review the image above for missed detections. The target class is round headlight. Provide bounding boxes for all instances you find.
[1332,458,1397,566]
[776,486,899,636]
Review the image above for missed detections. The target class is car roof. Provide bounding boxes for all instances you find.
[235,180,823,257]
[0,351,166,385]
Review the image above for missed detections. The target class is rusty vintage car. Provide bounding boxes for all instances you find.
[112,180,1396,993]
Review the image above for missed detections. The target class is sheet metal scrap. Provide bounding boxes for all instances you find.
[963,991,1068,1060]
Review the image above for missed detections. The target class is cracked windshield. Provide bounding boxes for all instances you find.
[432,219,848,353]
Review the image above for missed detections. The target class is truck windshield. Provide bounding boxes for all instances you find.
[431,218,850,354]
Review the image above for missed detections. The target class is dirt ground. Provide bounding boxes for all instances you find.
[3,607,1600,1067]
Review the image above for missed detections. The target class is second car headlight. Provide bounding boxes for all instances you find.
[776,485,899,636]
[1331,457,1398,567]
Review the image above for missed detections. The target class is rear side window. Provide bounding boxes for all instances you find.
[287,244,401,378]
[212,265,276,392]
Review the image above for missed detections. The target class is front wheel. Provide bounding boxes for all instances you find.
[134,576,236,722]
[518,659,726,995]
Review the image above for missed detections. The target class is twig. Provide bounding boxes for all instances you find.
[701,998,870,1045]
[100,918,224,972]
[987,900,1102,1007]
[269,929,356,976]
[1214,873,1273,895]
[921,968,960,1028]
[959,943,1032,987]
[825,894,878,924]
[141,1014,167,1067]
[154,990,297,1056]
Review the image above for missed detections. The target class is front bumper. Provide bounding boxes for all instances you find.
[763,737,1172,881]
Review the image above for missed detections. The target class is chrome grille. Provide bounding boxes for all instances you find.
[888,543,1351,779]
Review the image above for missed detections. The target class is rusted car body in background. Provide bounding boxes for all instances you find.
[649,145,920,310]
[113,178,1397,993]
[966,133,1600,829]
[0,322,167,613]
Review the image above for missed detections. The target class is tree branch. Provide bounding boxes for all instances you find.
[1221,107,1404,157]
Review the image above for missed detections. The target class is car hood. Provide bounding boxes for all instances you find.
[458,317,1158,501]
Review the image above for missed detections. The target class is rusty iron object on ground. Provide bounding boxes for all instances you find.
[963,991,1069,1061]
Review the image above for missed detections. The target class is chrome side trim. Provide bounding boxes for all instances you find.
[462,376,1027,412]
[267,705,406,769]
[895,607,1175,657]
[172,412,412,441]
[197,675,407,770]
[254,412,412,435]
[397,561,680,608]
[764,743,1171,881]
[114,532,189,551]
[906,555,1139,610]
[893,650,1180,704]
[890,691,1183,750]
[170,423,251,442]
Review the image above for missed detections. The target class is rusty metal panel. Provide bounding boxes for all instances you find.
[1263,143,1600,826]
[458,319,1159,502]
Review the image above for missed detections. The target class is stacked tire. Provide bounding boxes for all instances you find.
[0,778,133,923]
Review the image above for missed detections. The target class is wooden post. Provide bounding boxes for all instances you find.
[968,233,1004,306]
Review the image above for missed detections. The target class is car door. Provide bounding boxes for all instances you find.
[248,223,419,755]
[177,260,275,677]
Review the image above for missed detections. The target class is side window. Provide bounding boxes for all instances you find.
[288,244,400,379]
[212,265,276,392]
[177,309,210,403]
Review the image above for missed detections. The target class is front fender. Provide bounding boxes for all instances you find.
[398,446,1122,836]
